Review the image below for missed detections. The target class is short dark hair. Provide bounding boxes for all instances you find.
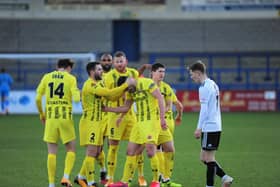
[1,68,5,73]
[86,61,100,75]
[151,63,165,72]
[188,60,206,74]
[57,59,74,69]
[114,51,126,58]
[100,53,112,60]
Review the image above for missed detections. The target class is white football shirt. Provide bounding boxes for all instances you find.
[197,78,222,132]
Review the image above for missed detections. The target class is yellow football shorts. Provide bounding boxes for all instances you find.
[129,119,161,145]
[108,112,136,141]
[44,118,75,144]
[79,118,104,146]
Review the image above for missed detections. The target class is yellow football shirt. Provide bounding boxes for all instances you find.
[81,78,129,121]
[101,71,110,118]
[127,78,159,122]
[158,81,174,120]
[104,68,139,107]
[36,70,80,120]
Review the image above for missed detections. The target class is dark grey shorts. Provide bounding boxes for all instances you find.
[201,131,221,151]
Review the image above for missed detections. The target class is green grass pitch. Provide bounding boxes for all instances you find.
[0,112,280,187]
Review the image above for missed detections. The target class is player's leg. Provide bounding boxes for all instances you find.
[109,129,142,187]
[47,143,58,187]
[202,150,233,187]
[97,145,107,184]
[0,91,4,113]
[121,142,140,183]
[85,145,99,187]
[1,90,9,114]
[75,118,88,187]
[106,139,120,186]
[123,116,147,186]
[61,140,76,187]
[106,114,124,185]
[135,147,147,187]
[201,132,233,187]
[74,156,87,187]
[60,120,76,187]
[98,120,109,184]
[160,133,181,187]
[44,120,59,187]
[156,145,164,182]
[3,90,9,114]
[146,143,160,187]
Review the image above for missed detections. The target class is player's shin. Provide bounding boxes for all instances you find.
[107,144,119,180]
[64,151,76,179]
[47,154,56,185]
[163,152,174,180]
[150,154,160,182]
[121,155,137,182]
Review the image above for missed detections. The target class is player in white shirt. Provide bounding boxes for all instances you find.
[188,60,233,187]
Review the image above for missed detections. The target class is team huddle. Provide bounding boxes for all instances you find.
[35,51,233,187]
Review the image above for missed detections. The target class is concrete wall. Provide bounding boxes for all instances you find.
[0,19,111,53]
[1,19,279,53]
[141,19,280,52]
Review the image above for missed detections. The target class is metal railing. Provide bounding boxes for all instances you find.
[149,52,280,91]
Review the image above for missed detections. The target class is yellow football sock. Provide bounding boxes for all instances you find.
[64,151,76,178]
[136,153,144,177]
[107,145,119,179]
[47,154,56,184]
[150,154,159,182]
[163,152,174,179]
[79,158,87,177]
[121,155,137,182]
[97,150,106,169]
[156,151,165,175]
[85,156,96,183]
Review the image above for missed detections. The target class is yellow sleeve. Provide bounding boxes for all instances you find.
[165,84,173,102]
[36,76,46,118]
[71,77,80,102]
[171,91,178,103]
[94,82,128,98]
[104,72,113,89]
[148,82,157,93]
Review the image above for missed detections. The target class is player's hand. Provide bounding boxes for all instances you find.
[160,118,167,130]
[40,114,46,125]
[175,114,182,125]
[143,64,152,70]
[126,77,136,87]
[194,129,202,139]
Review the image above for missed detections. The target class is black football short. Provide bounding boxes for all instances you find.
[201,131,221,151]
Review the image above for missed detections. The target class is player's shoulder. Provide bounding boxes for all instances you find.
[204,78,218,89]
[139,77,153,83]
[127,67,138,73]
[161,81,172,89]
[83,78,92,86]
[42,71,54,80]
[65,72,77,80]
[139,77,156,88]
[127,67,139,77]
[105,69,117,79]
[84,78,98,87]
[199,79,213,93]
